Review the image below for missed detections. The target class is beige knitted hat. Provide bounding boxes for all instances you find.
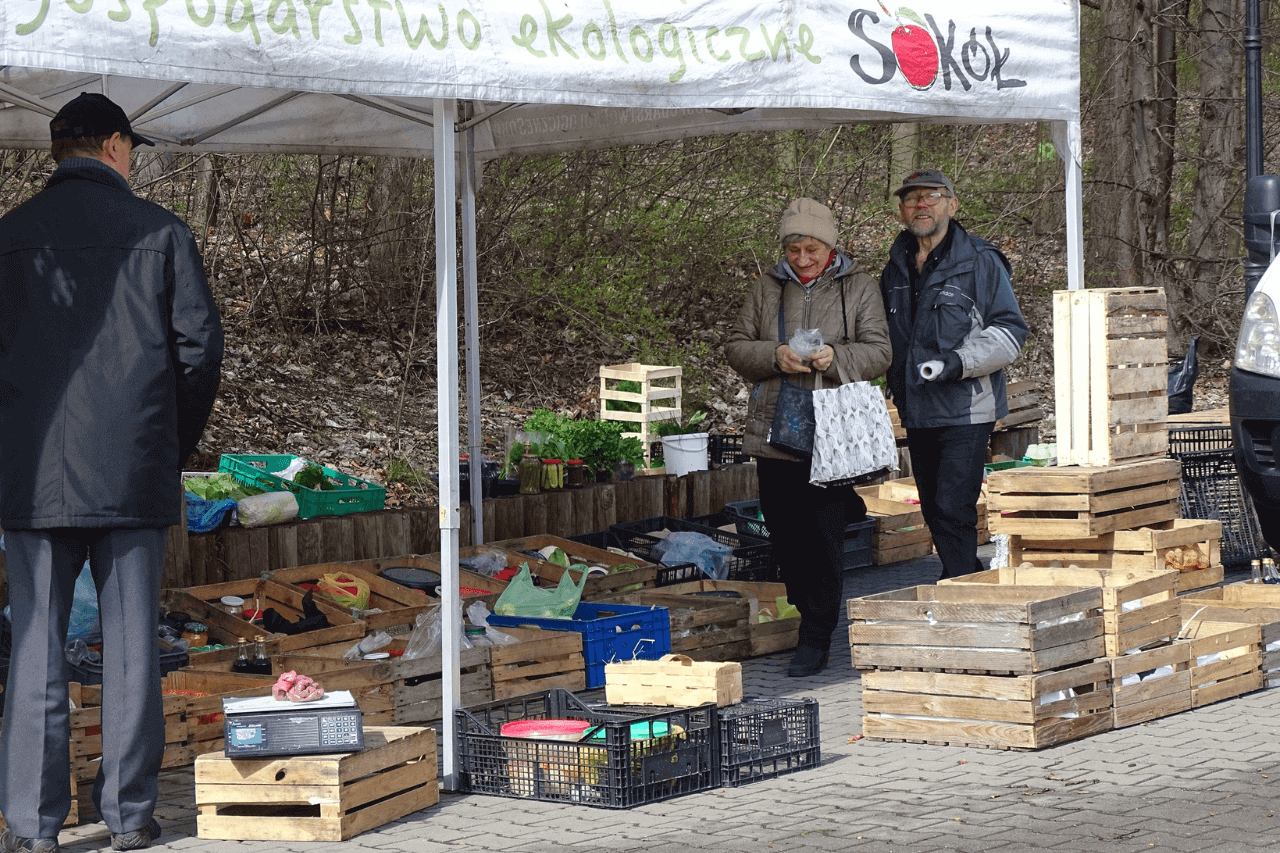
[779,198,838,249]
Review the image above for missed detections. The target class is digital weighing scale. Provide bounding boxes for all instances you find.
[222,690,365,758]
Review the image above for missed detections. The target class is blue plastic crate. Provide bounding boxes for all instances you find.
[488,602,671,688]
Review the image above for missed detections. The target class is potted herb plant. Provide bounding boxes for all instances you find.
[653,410,710,477]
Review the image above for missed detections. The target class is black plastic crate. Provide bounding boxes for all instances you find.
[724,500,875,571]
[69,645,189,686]
[1169,426,1232,458]
[718,697,820,787]
[1178,449,1270,568]
[709,434,750,467]
[610,516,776,583]
[567,531,701,587]
[455,688,717,808]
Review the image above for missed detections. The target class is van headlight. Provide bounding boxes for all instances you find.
[1236,290,1280,379]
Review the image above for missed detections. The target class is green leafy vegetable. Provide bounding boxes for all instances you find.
[294,463,335,491]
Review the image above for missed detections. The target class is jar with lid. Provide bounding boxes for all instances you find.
[565,459,587,489]
[220,595,245,617]
[182,622,208,648]
[541,458,564,491]
[517,444,541,495]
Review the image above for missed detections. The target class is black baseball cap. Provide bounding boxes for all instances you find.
[894,168,954,198]
[50,92,156,147]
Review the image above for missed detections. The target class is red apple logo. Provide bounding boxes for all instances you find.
[878,2,939,90]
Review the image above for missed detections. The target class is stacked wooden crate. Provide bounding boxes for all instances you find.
[849,584,1113,749]
[856,480,933,565]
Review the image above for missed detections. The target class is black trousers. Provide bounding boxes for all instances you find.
[756,458,867,652]
[906,423,994,578]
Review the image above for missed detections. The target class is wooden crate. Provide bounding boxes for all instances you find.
[600,587,754,662]
[488,534,660,598]
[1180,584,1280,688]
[489,625,586,699]
[599,362,682,464]
[648,579,799,657]
[847,585,1106,675]
[856,481,933,564]
[884,398,907,441]
[165,578,364,666]
[940,565,1179,657]
[1008,519,1223,594]
[195,726,438,841]
[1177,614,1263,708]
[1053,287,1169,466]
[269,563,438,631]
[272,640,493,726]
[1107,642,1192,728]
[993,379,1045,433]
[986,458,1181,538]
[70,671,277,781]
[861,661,1113,750]
[605,654,742,707]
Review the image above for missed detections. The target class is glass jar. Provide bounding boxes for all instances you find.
[182,622,208,648]
[565,459,587,489]
[541,458,564,491]
[220,595,245,617]
[518,447,541,495]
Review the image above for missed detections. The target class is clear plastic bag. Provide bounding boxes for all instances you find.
[236,491,299,527]
[466,600,520,645]
[788,328,824,359]
[459,549,509,577]
[651,531,733,580]
[400,604,472,660]
[342,631,393,661]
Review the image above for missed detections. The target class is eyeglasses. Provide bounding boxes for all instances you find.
[899,191,951,207]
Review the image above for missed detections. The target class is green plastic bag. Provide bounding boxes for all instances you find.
[493,563,587,619]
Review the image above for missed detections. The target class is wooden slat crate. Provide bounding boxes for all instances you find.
[940,565,1179,657]
[605,654,743,707]
[600,587,754,662]
[847,585,1106,675]
[164,578,364,666]
[269,563,438,631]
[599,362,682,464]
[860,661,1113,750]
[993,379,1045,432]
[272,642,493,726]
[70,671,277,781]
[647,579,800,657]
[1180,584,1280,688]
[884,398,907,441]
[986,458,1181,538]
[1053,286,1169,466]
[488,534,660,598]
[856,481,933,564]
[1177,614,1263,708]
[489,625,586,699]
[195,726,438,841]
[1107,642,1192,728]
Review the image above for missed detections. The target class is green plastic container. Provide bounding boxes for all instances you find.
[218,454,385,519]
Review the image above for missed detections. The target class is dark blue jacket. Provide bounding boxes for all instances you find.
[0,159,224,528]
[879,221,1028,429]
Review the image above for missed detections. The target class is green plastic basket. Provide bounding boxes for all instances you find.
[218,454,385,519]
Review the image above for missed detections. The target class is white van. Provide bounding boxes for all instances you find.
[1230,259,1280,552]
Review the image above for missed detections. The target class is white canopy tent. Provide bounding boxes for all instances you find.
[0,0,1082,785]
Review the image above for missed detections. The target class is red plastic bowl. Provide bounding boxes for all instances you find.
[500,719,593,741]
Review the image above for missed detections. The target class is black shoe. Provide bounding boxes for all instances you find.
[110,819,161,852]
[0,829,59,853]
[787,645,829,677]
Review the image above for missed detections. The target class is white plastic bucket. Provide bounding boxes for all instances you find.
[661,432,710,477]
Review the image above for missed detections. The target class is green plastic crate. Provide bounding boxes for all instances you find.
[218,454,385,519]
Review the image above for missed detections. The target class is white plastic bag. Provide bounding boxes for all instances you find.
[466,600,520,646]
[236,491,299,527]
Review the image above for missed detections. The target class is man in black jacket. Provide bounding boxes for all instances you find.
[879,169,1028,579]
[0,93,223,852]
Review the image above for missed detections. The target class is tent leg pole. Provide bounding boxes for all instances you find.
[462,123,485,542]
[434,97,461,792]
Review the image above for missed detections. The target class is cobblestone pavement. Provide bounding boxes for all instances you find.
[52,554,1280,853]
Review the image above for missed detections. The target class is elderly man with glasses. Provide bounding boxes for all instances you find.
[879,169,1029,579]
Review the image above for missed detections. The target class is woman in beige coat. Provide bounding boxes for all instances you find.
[725,198,892,676]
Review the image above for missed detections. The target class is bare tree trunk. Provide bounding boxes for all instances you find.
[1086,1,1177,290]
[1179,0,1245,347]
